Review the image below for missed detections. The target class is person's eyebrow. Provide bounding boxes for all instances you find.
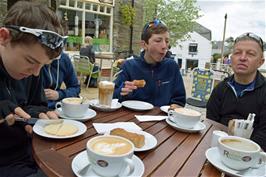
[26,55,42,64]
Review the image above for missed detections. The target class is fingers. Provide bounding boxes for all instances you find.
[14,107,31,120]
[39,111,59,119]
[5,114,15,126]
[120,81,137,96]
[24,125,33,134]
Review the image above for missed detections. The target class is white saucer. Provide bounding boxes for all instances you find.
[206,147,266,177]
[122,100,154,111]
[105,130,157,151]
[89,99,122,112]
[72,151,145,177]
[56,108,96,122]
[160,105,170,114]
[33,119,87,139]
[166,117,206,133]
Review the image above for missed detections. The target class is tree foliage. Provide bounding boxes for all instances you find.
[143,0,201,46]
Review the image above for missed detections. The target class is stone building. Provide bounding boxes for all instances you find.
[0,0,143,56]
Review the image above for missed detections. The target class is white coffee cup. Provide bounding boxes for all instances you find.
[211,130,228,147]
[86,135,135,177]
[168,108,201,128]
[98,81,115,107]
[218,136,266,170]
[55,97,90,118]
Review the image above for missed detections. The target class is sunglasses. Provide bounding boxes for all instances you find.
[142,19,166,35]
[235,32,264,51]
[6,25,68,50]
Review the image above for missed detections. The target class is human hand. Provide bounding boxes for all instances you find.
[38,111,59,120]
[120,81,137,96]
[44,89,59,101]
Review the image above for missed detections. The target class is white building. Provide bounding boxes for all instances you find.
[171,23,212,71]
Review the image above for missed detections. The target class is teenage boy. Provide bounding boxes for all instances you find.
[113,19,186,107]
[0,1,66,176]
[207,32,266,151]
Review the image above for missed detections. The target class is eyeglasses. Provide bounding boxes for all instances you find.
[6,25,68,50]
[142,19,166,35]
[235,32,264,51]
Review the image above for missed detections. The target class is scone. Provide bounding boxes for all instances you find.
[110,128,145,148]
[44,123,78,136]
[133,80,146,88]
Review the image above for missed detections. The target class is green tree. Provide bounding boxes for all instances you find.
[143,0,201,46]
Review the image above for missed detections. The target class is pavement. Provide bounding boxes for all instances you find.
[80,74,207,119]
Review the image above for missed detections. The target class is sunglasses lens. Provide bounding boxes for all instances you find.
[41,32,66,49]
[236,33,263,50]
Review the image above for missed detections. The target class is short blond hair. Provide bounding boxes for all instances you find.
[85,36,93,45]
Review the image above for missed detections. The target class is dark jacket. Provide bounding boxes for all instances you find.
[80,45,95,63]
[207,71,266,151]
[113,51,186,107]
[42,52,80,108]
[0,58,49,174]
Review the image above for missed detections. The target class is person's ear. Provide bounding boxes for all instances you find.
[0,28,11,46]
[258,57,265,67]
[141,40,148,50]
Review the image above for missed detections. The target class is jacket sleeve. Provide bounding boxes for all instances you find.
[57,57,80,100]
[206,84,223,122]
[251,98,266,151]
[170,67,186,107]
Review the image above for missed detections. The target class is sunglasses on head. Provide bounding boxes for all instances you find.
[235,32,264,51]
[142,19,166,35]
[5,25,68,50]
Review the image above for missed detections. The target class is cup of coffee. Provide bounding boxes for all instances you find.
[86,135,135,176]
[168,108,201,128]
[55,97,89,118]
[98,81,115,107]
[218,136,266,170]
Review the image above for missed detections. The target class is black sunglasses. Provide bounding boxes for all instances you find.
[6,25,68,50]
[235,32,264,51]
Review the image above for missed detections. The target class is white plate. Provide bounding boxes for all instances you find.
[160,105,170,114]
[72,151,145,177]
[105,130,157,151]
[56,108,96,122]
[122,100,154,111]
[89,99,122,112]
[33,119,87,139]
[166,117,206,133]
[205,147,266,177]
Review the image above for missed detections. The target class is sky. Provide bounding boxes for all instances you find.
[196,0,266,42]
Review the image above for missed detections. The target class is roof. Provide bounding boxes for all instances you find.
[193,23,212,41]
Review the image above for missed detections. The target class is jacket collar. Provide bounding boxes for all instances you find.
[140,51,164,68]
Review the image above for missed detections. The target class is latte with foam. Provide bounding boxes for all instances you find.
[174,108,201,117]
[63,97,82,104]
[89,136,132,156]
[221,139,258,151]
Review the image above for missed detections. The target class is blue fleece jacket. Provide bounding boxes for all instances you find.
[42,52,80,108]
[113,52,186,107]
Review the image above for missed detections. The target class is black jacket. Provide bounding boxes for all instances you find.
[207,71,266,151]
[0,59,49,168]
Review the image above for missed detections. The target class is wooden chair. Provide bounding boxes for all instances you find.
[72,54,100,88]
[186,68,214,108]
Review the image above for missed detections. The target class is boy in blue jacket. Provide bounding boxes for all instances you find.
[113,19,186,107]
[42,52,80,108]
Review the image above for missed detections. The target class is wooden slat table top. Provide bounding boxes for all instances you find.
[32,107,227,177]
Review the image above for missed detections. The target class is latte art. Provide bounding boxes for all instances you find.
[175,108,201,117]
[89,137,132,156]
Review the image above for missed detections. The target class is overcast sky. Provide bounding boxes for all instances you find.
[196,0,266,42]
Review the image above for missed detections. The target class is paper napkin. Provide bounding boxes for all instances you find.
[135,115,167,122]
[93,122,142,134]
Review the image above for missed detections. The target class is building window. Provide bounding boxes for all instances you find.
[189,43,198,55]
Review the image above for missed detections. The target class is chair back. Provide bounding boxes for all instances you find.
[73,55,94,75]
[190,67,214,102]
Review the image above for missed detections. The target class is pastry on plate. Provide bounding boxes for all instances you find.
[110,128,145,148]
[133,80,146,88]
[44,123,78,136]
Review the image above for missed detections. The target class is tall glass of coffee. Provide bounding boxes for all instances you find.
[98,81,115,107]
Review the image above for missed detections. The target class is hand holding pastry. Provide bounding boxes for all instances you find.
[120,81,137,96]
[133,80,146,88]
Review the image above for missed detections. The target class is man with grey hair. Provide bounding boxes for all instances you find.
[207,32,266,150]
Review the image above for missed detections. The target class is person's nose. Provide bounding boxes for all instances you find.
[31,64,43,76]
[162,40,168,50]
[239,52,247,61]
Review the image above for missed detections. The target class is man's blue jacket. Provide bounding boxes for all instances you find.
[42,52,80,108]
[113,52,186,107]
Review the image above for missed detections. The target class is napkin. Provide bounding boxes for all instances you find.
[93,122,142,134]
[135,115,167,122]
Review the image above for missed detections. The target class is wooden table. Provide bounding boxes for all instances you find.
[32,107,227,177]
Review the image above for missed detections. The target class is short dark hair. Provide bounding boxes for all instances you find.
[141,19,168,43]
[4,1,64,59]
